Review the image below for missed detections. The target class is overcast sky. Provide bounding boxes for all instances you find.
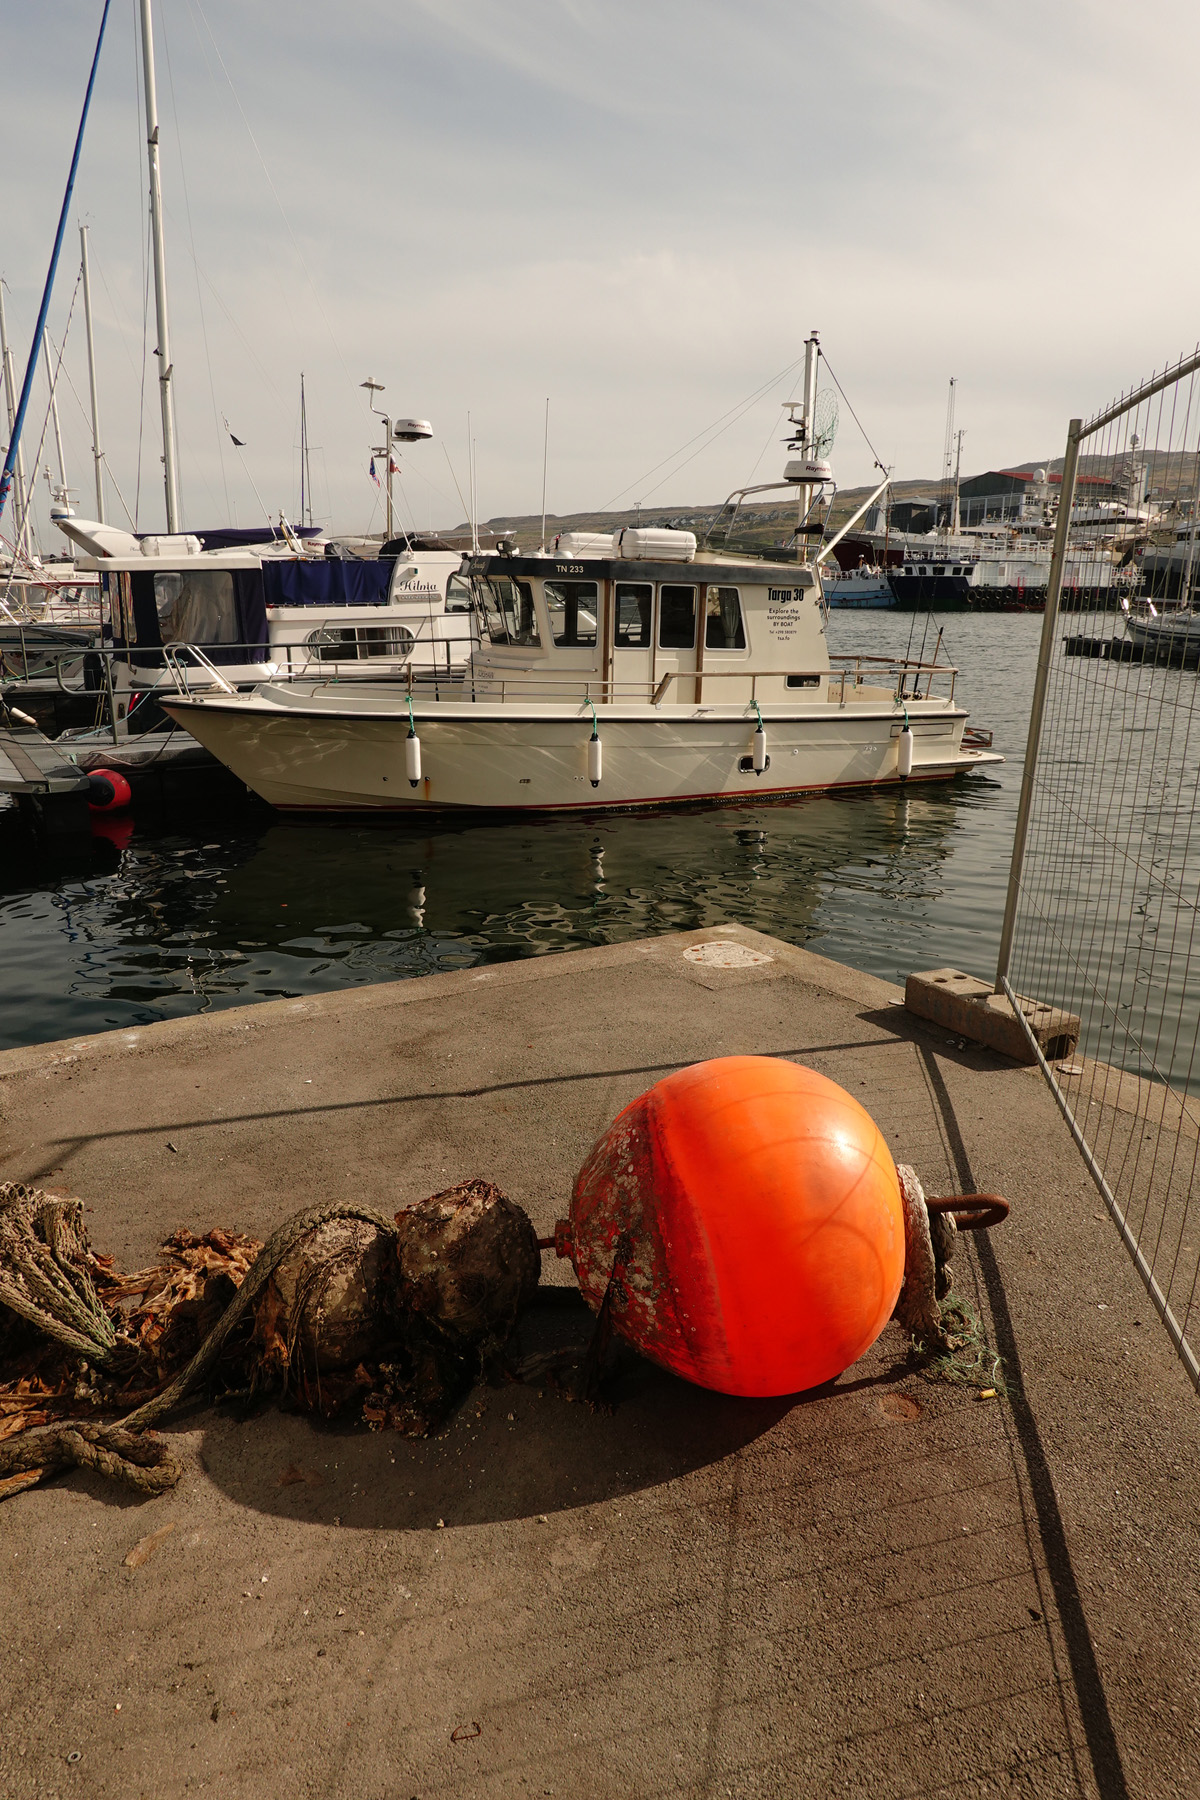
[3,0,1199,544]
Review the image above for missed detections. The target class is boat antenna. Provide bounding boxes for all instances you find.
[540,396,550,551]
[0,0,113,527]
[137,0,181,532]
[79,224,106,522]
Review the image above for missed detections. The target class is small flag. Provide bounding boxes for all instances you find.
[389,458,399,475]
[369,457,380,487]
[229,431,246,447]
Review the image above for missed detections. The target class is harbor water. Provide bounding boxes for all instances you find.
[1,612,1035,1052]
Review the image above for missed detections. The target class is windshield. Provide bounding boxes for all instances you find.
[154,570,239,644]
[476,576,539,645]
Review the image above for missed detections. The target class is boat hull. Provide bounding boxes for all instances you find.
[161,694,1001,813]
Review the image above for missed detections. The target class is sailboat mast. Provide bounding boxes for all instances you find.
[0,281,33,558]
[79,224,106,522]
[138,0,180,532]
[300,373,313,528]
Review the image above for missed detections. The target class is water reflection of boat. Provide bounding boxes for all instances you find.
[194,784,966,975]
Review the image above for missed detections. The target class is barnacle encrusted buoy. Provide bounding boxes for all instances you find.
[566,1055,905,1397]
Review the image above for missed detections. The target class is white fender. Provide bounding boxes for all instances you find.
[897,724,914,781]
[588,733,602,787]
[405,731,422,786]
[752,724,768,773]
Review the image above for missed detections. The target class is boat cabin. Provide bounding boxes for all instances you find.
[462,533,832,705]
[65,534,471,687]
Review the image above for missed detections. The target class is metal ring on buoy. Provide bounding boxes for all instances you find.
[925,1194,1009,1231]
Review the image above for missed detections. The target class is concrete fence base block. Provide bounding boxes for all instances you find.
[905,968,1080,1065]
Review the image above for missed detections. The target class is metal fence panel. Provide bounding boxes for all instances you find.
[997,349,1200,1392]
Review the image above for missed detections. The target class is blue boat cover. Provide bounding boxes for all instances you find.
[261,560,392,607]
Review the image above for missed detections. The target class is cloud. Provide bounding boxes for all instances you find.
[3,0,1199,545]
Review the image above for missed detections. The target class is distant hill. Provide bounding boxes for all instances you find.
[429,450,1200,547]
[439,475,944,551]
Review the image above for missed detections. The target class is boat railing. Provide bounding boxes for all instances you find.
[163,643,238,696]
[828,652,959,703]
[441,654,957,707]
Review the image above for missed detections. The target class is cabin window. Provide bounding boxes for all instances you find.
[613,582,652,647]
[658,584,696,649]
[153,569,239,645]
[544,580,598,648]
[705,585,746,650]
[304,624,415,661]
[786,674,820,689]
[446,573,473,613]
[477,576,540,646]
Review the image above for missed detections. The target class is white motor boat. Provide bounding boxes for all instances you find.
[45,511,475,733]
[159,532,1000,811]
[158,359,1002,813]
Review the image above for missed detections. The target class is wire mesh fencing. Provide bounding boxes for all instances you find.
[997,349,1200,1391]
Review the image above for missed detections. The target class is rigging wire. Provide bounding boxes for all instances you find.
[818,351,889,473]
[2,274,82,609]
[597,354,805,514]
[158,0,229,524]
[41,327,137,529]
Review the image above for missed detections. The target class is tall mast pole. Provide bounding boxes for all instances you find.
[798,326,820,540]
[300,372,313,528]
[79,224,106,522]
[0,281,33,559]
[138,0,180,531]
[940,377,956,540]
[385,416,394,538]
[42,328,69,490]
[951,427,965,537]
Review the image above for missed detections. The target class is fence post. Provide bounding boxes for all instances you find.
[994,419,1083,991]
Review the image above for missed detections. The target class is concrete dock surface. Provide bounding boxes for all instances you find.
[1,923,1197,1800]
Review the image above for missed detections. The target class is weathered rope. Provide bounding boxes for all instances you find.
[0,1421,180,1496]
[0,1198,400,1498]
[0,1183,120,1366]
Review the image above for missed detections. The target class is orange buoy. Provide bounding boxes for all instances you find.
[566,1055,905,1397]
[87,768,132,812]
